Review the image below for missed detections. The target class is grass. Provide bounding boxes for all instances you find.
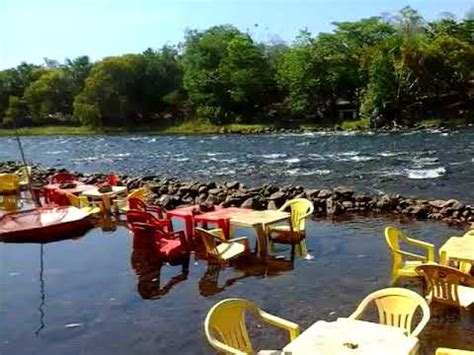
[0,126,100,136]
[339,118,370,130]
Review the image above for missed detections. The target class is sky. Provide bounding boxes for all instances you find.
[1,0,472,69]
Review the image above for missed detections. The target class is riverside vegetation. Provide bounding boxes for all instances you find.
[2,161,472,225]
[0,6,473,134]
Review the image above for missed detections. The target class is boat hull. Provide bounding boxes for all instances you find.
[0,206,93,243]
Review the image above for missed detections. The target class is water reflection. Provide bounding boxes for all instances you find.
[35,244,46,337]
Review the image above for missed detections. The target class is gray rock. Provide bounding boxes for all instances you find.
[226,181,240,190]
[334,186,354,199]
[267,200,278,210]
[269,191,286,202]
[241,197,257,209]
[318,189,333,199]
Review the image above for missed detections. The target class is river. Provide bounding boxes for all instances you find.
[1,129,473,354]
[1,127,474,202]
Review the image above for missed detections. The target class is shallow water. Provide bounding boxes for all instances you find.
[1,128,474,201]
[1,216,472,354]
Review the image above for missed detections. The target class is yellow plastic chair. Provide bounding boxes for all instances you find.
[0,174,19,192]
[66,192,103,215]
[15,166,32,189]
[0,174,20,210]
[195,228,249,263]
[114,186,149,213]
[416,264,474,309]
[436,348,474,355]
[268,198,314,244]
[349,287,430,337]
[385,227,435,281]
[204,298,300,355]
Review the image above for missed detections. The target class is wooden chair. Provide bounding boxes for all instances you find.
[195,227,249,263]
[268,198,314,245]
[416,264,474,309]
[385,227,435,281]
[349,287,430,337]
[204,298,300,354]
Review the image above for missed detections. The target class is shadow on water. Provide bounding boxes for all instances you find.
[0,216,472,354]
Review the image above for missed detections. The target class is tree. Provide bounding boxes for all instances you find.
[24,69,75,122]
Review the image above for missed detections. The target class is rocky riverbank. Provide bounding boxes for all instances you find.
[2,161,473,225]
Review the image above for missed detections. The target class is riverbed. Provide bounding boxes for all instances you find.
[1,128,473,202]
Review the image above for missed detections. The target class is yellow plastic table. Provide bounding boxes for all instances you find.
[439,235,474,266]
[282,318,419,355]
[230,210,290,257]
[82,186,128,215]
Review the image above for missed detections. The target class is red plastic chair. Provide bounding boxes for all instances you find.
[126,209,172,232]
[130,222,188,261]
[129,198,167,219]
[50,173,75,184]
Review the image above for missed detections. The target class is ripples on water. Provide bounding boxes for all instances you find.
[1,128,474,201]
[0,217,472,354]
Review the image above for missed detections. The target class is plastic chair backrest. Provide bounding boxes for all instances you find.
[128,187,149,200]
[15,166,31,185]
[127,210,158,225]
[205,298,256,354]
[416,264,473,307]
[0,174,19,191]
[350,287,430,337]
[51,173,75,184]
[195,228,223,261]
[65,192,87,208]
[385,227,406,264]
[129,197,147,210]
[279,198,314,232]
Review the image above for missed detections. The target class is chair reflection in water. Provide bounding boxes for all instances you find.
[130,224,189,300]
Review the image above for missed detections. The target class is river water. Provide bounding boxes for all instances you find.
[1,130,473,354]
[1,128,474,202]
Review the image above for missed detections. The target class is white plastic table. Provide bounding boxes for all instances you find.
[230,210,290,257]
[282,318,419,355]
[82,186,128,215]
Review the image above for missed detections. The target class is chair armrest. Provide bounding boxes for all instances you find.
[258,310,300,341]
[398,250,429,261]
[208,228,227,242]
[405,237,435,261]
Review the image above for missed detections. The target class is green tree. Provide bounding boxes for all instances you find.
[24,69,75,122]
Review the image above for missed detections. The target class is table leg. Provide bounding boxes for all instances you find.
[255,224,268,258]
[184,216,194,243]
[102,196,112,215]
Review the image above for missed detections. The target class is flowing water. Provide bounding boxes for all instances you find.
[1,130,473,354]
[1,128,474,201]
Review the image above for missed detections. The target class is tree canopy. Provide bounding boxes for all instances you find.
[1,6,473,129]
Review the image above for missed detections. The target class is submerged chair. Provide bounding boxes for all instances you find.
[349,287,430,337]
[268,198,314,245]
[416,264,474,309]
[126,209,172,233]
[385,227,435,282]
[131,222,188,261]
[205,298,300,354]
[65,192,102,215]
[114,187,150,213]
[195,227,249,264]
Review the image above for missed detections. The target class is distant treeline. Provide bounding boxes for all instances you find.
[1,6,473,129]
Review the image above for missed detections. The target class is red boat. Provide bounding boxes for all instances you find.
[0,206,93,243]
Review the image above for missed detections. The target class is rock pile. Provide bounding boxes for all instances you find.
[1,161,472,225]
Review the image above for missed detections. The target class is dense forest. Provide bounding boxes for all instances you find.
[1,7,473,130]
